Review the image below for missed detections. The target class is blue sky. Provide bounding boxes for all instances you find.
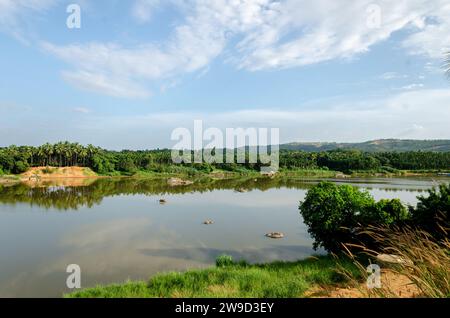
[0,0,450,149]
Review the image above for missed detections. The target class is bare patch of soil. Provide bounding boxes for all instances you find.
[21,166,98,179]
[306,270,421,298]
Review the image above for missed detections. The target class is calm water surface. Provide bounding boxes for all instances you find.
[0,176,448,297]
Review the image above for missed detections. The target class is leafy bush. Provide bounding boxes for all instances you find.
[216,255,234,267]
[299,182,376,252]
[13,161,29,174]
[299,182,410,253]
[364,199,409,225]
[410,184,450,236]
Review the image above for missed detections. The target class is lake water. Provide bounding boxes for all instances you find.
[0,176,448,297]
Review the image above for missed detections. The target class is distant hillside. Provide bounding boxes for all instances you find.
[280,139,450,152]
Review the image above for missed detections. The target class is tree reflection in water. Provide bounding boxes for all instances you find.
[0,177,430,211]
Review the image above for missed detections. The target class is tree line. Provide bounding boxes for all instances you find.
[0,142,449,175]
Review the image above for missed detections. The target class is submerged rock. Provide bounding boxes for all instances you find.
[265,232,285,239]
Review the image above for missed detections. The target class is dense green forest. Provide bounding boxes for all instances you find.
[281,139,450,152]
[0,142,449,175]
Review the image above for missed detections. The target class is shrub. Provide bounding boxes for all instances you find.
[13,161,30,174]
[410,183,450,236]
[364,199,409,225]
[299,182,377,253]
[216,255,234,267]
[299,182,413,253]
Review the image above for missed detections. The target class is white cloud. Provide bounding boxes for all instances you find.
[402,2,450,59]
[62,88,450,149]
[2,88,449,147]
[40,0,450,98]
[400,83,424,90]
[0,0,55,41]
[72,107,91,114]
[131,0,162,23]
[380,72,408,80]
[62,70,151,99]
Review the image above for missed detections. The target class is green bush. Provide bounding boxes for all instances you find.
[410,184,450,236]
[13,161,29,174]
[216,255,234,267]
[299,182,376,253]
[299,182,410,253]
[365,199,409,225]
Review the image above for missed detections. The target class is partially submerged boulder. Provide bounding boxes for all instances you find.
[265,232,285,239]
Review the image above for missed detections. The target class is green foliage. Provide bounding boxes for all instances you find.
[365,199,409,225]
[300,182,449,253]
[66,256,360,298]
[299,182,377,252]
[216,255,234,267]
[282,139,450,152]
[0,142,449,176]
[12,161,29,174]
[410,184,450,234]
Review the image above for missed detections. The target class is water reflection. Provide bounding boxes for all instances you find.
[0,176,445,211]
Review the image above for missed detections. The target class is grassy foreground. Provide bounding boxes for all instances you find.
[66,256,360,298]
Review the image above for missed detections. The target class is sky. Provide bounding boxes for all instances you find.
[0,0,449,149]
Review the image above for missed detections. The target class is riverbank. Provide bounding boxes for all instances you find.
[66,255,423,298]
[1,166,448,187]
[67,255,361,298]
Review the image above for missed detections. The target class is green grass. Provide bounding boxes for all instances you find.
[278,168,338,178]
[66,255,360,298]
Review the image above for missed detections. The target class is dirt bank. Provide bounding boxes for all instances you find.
[21,166,98,179]
[306,270,420,298]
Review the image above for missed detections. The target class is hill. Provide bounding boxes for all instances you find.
[280,139,450,152]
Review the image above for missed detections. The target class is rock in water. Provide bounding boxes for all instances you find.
[203,220,214,225]
[265,232,285,239]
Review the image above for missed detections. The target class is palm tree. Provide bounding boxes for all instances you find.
[55,142,64,167]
